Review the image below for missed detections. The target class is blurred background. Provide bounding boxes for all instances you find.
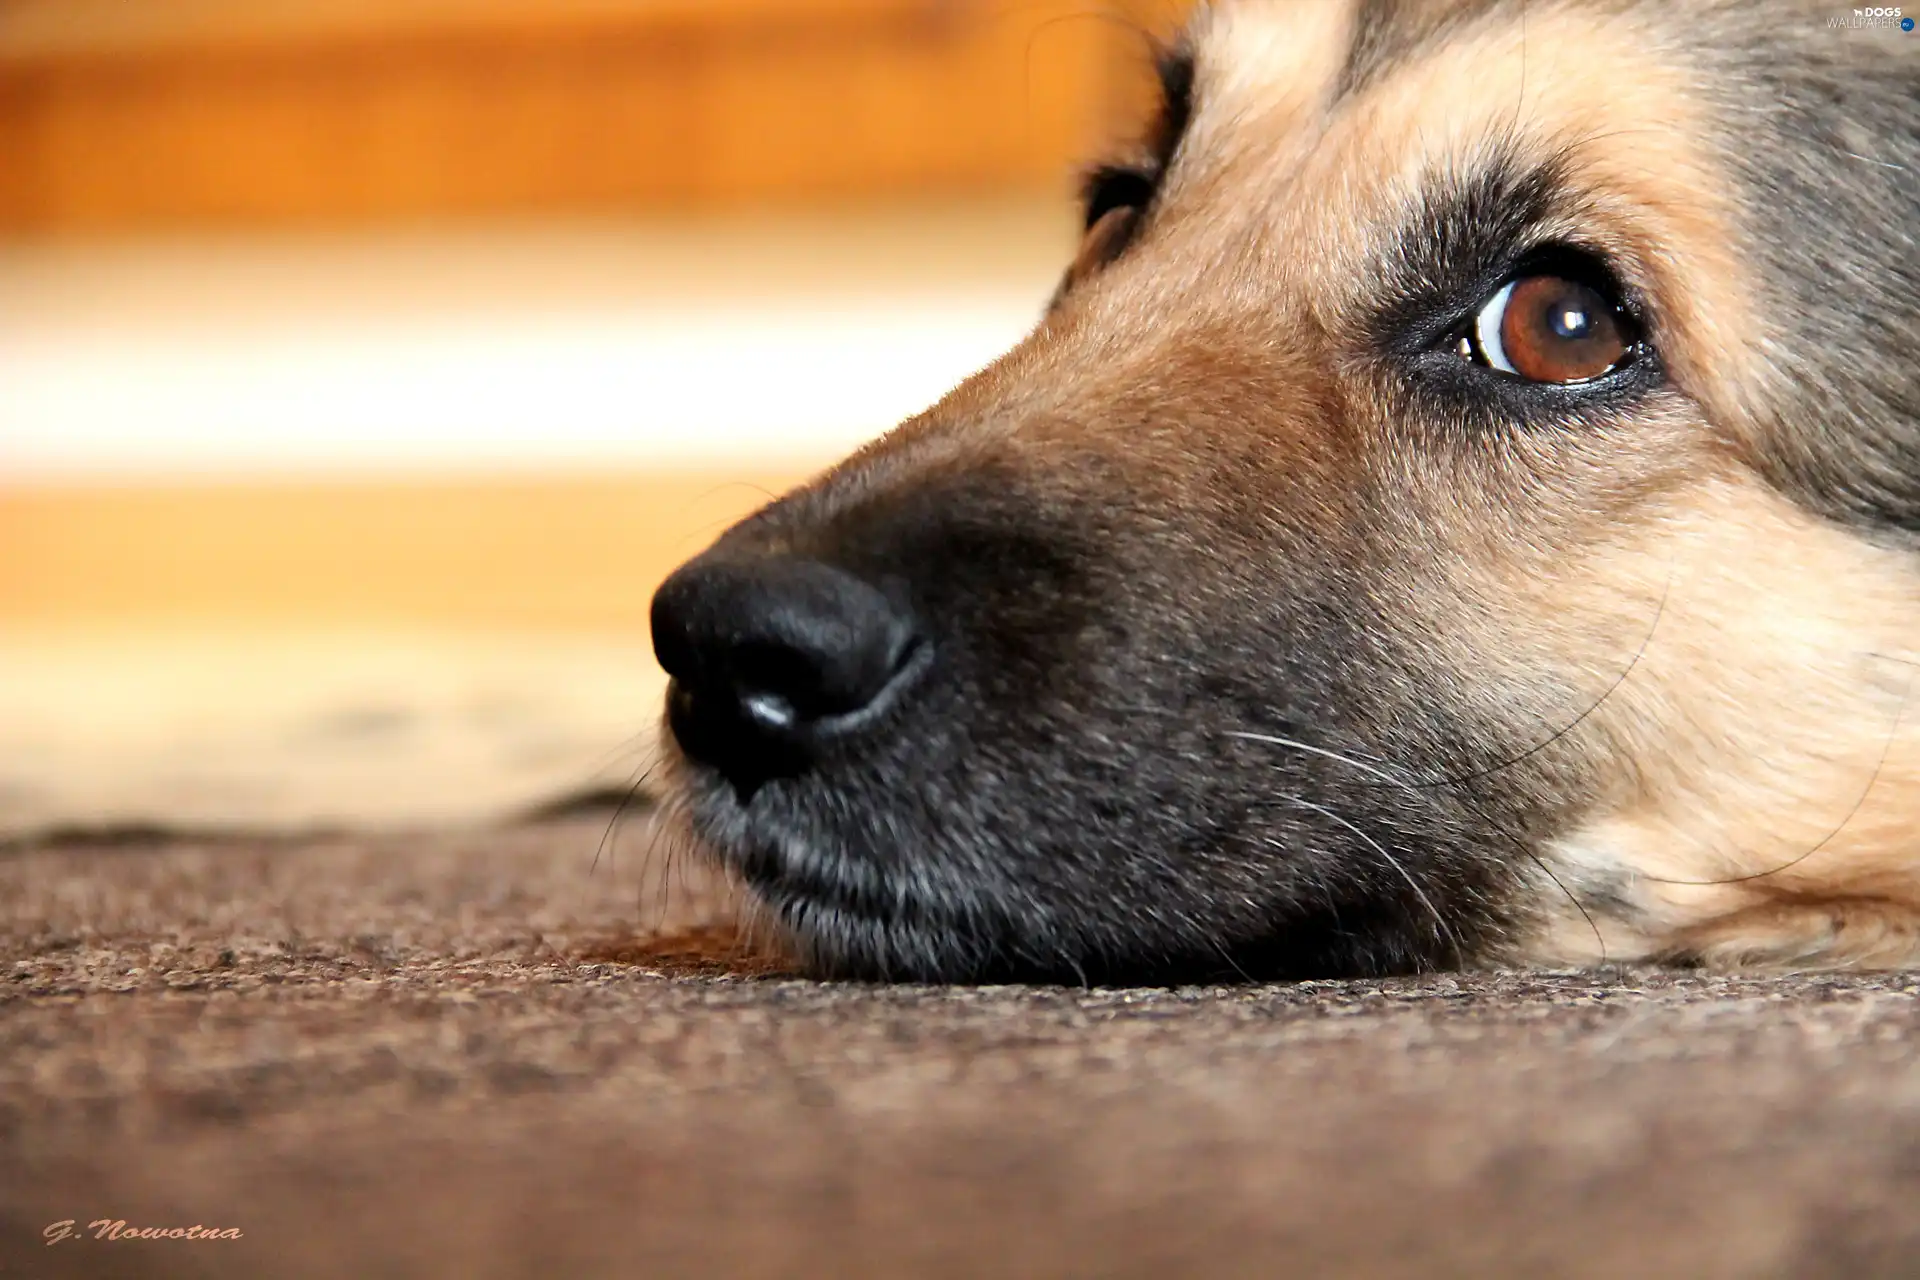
[0,0,1186,834]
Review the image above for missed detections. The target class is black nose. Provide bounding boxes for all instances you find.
[651,555,925,796]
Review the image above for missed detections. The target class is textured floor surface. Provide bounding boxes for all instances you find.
[4,816,1920,1279]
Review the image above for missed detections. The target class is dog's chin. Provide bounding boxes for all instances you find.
[758,889,1011,984]
[671,761,1437,987]
[671,770,1058,983]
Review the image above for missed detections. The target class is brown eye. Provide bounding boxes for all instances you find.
[1470,274,1634,383]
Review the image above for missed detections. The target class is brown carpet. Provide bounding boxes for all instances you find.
[4,816,1919,1279]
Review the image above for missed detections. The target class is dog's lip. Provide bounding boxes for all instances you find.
[738,837,888,915]
[676,780,903,918]
[678,784,1017,951]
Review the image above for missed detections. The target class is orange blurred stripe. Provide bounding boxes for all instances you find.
[0,473,808,635]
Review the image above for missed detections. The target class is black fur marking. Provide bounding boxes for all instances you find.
[1150,44,1195,170]
[1368,149,1574,355]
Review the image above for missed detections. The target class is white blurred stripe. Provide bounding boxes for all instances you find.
[0,299,1041,480]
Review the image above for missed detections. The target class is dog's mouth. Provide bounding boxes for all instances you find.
[665,756,1063,984]
[649,511,1514,986]
[667,743,1494,985]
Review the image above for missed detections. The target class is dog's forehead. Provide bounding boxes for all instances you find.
[1333,0,1517,89]
[1190,0,1516,109]
[1181,0,1356,125]
[1170,0,1764,425]
[1184,0,1683,148]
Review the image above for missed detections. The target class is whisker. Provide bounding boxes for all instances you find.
[1839,148,1909,172]
[1158,566,1645,961]
[1219,555,1667,962]
[1407,555,1672,790]
[1269,793,1464,969]
[1226,733,1419,788]
[592,755,659,877]
[1233,559,1671,792]
[1515,843,1606,963]
[1238,738,1605,962]
[1201,933,1258,986]
[649,801,679,928]
[578,728,664,779]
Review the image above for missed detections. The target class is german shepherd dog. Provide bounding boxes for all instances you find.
[649,0,1919,982]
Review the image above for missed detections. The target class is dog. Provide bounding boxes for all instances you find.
[647,0,1920,983]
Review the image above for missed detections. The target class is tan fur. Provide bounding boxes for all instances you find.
[1514,479,1920,965]
[1200,2,1920,966]
[1194,0,1355,125]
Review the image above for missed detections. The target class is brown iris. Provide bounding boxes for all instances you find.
[1471,274,1633,383]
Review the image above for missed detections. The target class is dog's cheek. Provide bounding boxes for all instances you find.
[1478,474,1920,967]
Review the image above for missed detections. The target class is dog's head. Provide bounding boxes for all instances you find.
[650,0,1920,981]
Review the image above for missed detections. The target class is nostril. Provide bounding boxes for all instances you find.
[730,637,861,722]
[650,554,927,791]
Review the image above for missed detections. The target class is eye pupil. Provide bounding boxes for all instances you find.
[1551,304,1591,340]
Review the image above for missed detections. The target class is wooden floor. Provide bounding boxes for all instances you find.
[0,0,1186,233]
